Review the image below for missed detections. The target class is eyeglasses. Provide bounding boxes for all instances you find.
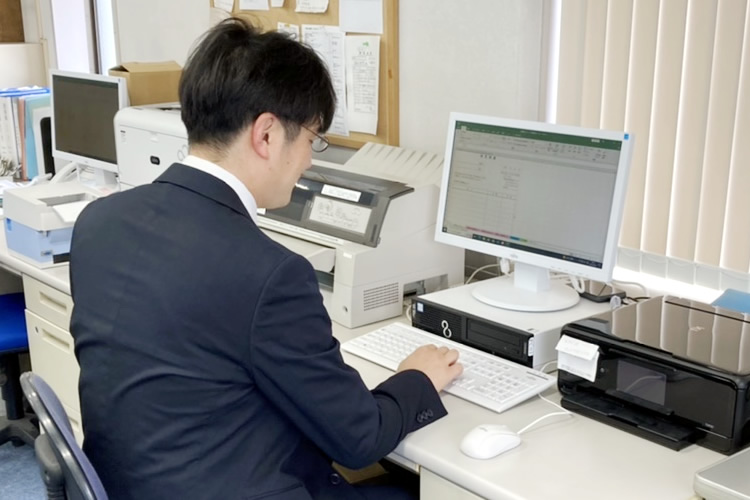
[303,125,329,153]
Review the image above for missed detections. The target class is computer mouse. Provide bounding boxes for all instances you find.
[459,424,521,460]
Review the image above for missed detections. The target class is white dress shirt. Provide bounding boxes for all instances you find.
[180,155,259,224]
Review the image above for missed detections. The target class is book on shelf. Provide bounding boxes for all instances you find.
[0,86,49,180]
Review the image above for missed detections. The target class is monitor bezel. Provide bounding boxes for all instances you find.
[50,70,129,174]
[435,111,633,283]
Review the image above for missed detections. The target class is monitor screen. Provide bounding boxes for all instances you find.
[51,71,129,174]
[436,113,633,312]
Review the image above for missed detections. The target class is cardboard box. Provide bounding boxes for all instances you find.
[109,61,182,106]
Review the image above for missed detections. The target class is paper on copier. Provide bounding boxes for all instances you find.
[50,199,91,224]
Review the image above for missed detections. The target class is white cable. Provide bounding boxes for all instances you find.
[611,279,649,298]
[465,263,501,285]
[516,393,573,435]
[610,294,623,309]
[538,392,569,413]
[538,360,558,374]
[568,274,585,293]
[499,257,511,275]
[517,411,572,435]
[404,301,414,322]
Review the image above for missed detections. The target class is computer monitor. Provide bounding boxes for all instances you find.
[50,70,129,175]
[436,112,633,312]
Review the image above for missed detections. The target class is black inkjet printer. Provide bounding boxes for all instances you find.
[558,295,750,454]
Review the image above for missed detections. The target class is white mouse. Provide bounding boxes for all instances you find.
[459,424,521,459]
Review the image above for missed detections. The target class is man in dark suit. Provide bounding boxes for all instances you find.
[69,17,462,500]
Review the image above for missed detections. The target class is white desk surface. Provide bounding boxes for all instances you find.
[333,316,721,500]
[0,228,720,499]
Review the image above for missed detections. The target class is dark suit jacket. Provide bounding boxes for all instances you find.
[69,164,447,500]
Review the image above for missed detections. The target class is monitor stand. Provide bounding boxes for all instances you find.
[471,262,580,312]
[90,168,117,187]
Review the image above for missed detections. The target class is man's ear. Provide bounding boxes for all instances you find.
[249,112,277,160]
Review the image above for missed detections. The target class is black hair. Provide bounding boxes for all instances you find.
[179,17,336,150]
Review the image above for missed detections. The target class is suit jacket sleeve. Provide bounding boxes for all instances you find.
[248,253,447,469]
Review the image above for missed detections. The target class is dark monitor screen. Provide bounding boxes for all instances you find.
[51,72,127,173]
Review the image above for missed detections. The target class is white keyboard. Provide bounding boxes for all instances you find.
[341,322,556,414]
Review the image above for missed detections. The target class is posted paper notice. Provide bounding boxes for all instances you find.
[214,0,234,13]
[345,35,379,135]
[340,0,383,34]
[277,22,300,41]
[239,0,268,10]
[303,25,349,137]
[296,0,328,13]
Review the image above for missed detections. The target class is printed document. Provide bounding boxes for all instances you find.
[345,35,379,135]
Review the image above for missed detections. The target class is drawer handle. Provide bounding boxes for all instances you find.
[39,327,72,352]
[39,292,70,315]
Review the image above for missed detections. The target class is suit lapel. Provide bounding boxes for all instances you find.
[153,163,252,219]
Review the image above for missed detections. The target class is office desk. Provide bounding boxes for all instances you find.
[1,229,82,441]
[0,229,722,499]
[332,320,722,500]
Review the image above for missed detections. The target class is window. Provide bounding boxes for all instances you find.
[550,0,750,292]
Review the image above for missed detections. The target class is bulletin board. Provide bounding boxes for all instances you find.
[211,0,398,149]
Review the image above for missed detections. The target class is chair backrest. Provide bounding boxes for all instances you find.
[20,372,108,500]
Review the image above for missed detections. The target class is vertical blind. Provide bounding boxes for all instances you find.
[553,0,750,291]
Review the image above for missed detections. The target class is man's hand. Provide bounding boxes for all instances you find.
[397,345,463,392]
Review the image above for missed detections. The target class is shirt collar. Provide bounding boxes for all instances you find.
[180,155,258,223]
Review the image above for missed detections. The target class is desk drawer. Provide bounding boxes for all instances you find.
[39,405,84,447]
[23,274,73,330]
[25,310,81,417]
[64,405,84,446]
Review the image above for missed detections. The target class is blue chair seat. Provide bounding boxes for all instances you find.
[0,292,28,352]
[0,291,38,447]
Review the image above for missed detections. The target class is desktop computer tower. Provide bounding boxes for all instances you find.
[411,281,611,370]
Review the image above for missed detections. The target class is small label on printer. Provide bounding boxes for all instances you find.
[321,185,362,202]
[556,335,600,382]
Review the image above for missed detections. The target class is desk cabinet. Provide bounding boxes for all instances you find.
[22,274,83,444]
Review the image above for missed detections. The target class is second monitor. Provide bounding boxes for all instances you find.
[435,113,633,312]
[51,70,129,184]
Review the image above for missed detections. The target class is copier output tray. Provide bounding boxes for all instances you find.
[561,391,698,450]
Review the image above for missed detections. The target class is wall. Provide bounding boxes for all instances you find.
[110,0,547,155]
[112,0,209,65]
[19,0,39,43]
[399,1,545,154]
[0,43,46,88]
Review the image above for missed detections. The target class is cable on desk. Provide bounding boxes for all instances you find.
[622,296,649,305]
[549,273,584,293]
[404,299,415,323]
[538,360,558,374]
[465,263,502,284]
[516,410,571,435]
[611,279,649,298]
[516,393,572,436]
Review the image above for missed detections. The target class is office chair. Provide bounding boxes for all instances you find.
[0,292,38,447]
[20,372,108,500]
